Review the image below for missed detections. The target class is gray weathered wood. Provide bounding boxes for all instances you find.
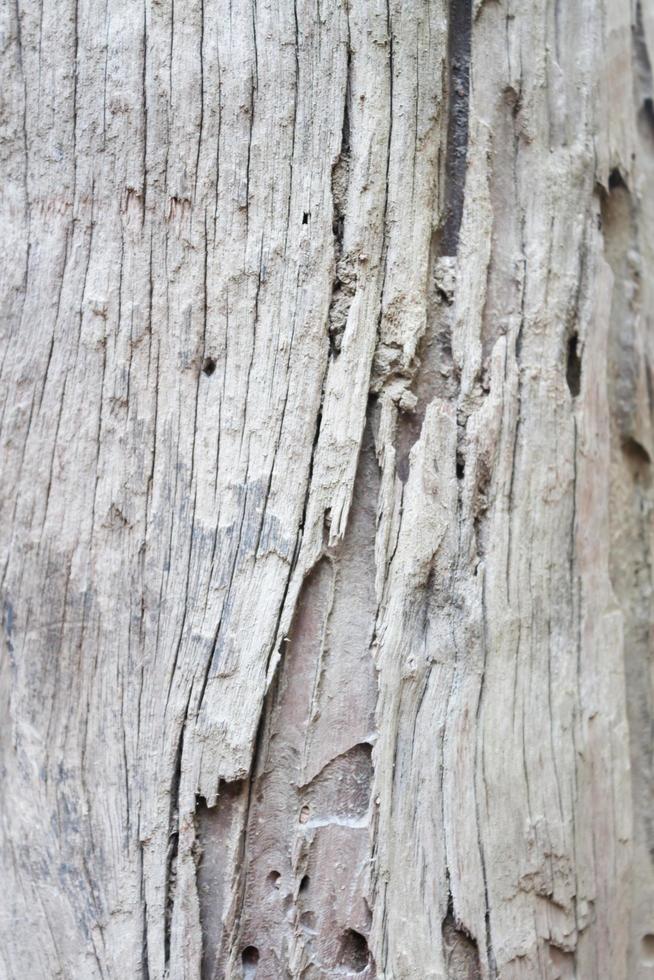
[1,0,653,977]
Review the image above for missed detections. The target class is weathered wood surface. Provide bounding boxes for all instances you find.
[1,0,653,977]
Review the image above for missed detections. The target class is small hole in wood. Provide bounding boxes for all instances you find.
[241,946,259,977]
[456,454,465,480]
[202,357,216,377]
[608,167,626,190]
[302,212,309,224]
[622,436,651,467]
[267,870,281,891]
[299,874,310,894]
[337,929,370,972]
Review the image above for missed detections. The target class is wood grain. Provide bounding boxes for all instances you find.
[1,0,653,977]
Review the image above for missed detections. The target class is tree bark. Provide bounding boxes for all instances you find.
[1,0,653,978]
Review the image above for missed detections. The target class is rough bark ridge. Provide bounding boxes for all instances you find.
[0,0,652,978]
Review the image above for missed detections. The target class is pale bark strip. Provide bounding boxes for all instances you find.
[0,0,652,979]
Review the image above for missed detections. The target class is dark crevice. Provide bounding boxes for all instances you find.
[608,167,627,191]
[241,945,259,977]
[328,47,353,356]
[442,900,482,980]
[139,838,151,980]
[202,356,216,376]
[641,97,654,133]
[633,0,654,109]
[642,934,654,965]
[622,435,651,470]
[337,929,371,973]
[566,334,582,398]
[164,699,191,971]
[439,0,473,256]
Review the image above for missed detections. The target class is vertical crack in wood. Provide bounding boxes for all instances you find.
[439,0,473,258]
[328,31,352,357]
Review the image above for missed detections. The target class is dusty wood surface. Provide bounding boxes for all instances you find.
[1,0,653,977]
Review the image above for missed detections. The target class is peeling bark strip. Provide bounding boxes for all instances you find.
[1,1,653,979]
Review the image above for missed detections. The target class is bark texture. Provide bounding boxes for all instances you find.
[1,0,653,977]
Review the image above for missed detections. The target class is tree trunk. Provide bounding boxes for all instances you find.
[2,0,653,977]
